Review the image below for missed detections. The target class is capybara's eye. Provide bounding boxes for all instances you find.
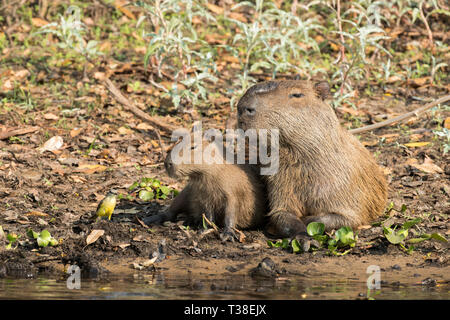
[289,93,305,98]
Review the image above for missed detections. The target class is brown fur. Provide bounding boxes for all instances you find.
[145,135,267,239]
[237,80,388,236]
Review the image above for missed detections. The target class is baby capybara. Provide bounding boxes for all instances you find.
[144,134,267,241]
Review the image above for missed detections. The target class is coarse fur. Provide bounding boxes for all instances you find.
[144,135,267,240]
[237,80,388,237]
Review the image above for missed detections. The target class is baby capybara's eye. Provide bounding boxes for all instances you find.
[289,93,305,98]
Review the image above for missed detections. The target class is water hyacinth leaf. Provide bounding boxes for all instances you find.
[307,222,325,236]
[383,227,407,244]
[139,189,154,201]
[291,239,301,253]
[37,229,52,247]
[27,229,40,239]
[335,226,356,246]
[159,185,171,195]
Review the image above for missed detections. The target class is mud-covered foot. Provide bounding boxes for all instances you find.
[220,228,237,243]
[142,214,165,226]
[294,232,319,253]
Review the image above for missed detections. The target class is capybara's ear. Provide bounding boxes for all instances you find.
[314,81,330,100]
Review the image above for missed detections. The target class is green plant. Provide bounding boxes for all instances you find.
[268,222,357,255]
[5,232,20,250]
[383,217,447,253]
[36,6,101,60]
[433,128,450,154]
[27,229,58,247]
[128,177,178,201]
[227,0,322,107]
[136,0,218,109]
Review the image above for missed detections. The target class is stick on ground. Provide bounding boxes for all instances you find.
[349,94,450,134]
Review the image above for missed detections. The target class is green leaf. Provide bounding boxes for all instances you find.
[430,233,447,242]
[159,185,171,195]
[307,222,325,236]
[7,233,19,243]
[202,215,208,230]
[128,181,139,191]
[27,229,39,239]
[139,190,154,201]
[402,218,422,230]
[37,230,52,247]
[407,237,428,244]
[312,234,328,246]
[291,239,301,253]
[335,226,355,246]
[151,180,161,189]
[383,227,407,244]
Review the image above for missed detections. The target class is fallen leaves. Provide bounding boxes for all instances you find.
[39,136,64,153]
[86,229,105,246]
[405,157,444,174]
[74,163,108,174]
[403,141,431,148]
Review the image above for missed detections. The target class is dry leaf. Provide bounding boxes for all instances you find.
[404,141,430,148]
[43,113,59,120]
[70,127,83,138]
[386,75,403,83]
[408,77,430,87]
[114,0,136,19]
[86,229,105,245]
[69,175,87,183]
[31,17,49,27]
[444,117,450,130]
[75,164,107,174]
[39,136,64,153]
[117,126,134,135]
[410,157,443,174]
[25,211,49,217]
[136,122,155,131]
[206,3,224,14]
[227,12,247,22]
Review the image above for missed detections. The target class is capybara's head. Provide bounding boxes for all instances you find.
[164,133,223,178]
[237,80,335,145]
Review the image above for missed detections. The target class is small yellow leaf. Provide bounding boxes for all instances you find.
[444,117,450,129]
[403,142,430,148]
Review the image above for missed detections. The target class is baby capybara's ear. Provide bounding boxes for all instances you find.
[314,81,330,100]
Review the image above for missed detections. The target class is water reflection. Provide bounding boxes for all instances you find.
[0,272,448,300]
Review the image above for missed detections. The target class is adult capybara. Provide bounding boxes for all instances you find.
[237,80,387,239]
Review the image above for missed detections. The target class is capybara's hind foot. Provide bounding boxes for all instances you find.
[220,228,237,243]
[302,213,357,232]
[266,211,307,238]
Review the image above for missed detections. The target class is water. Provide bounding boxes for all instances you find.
[0,272,448,299]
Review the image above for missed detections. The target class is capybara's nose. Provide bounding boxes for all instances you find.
[164,155,173,172]
[244,105,256,116]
